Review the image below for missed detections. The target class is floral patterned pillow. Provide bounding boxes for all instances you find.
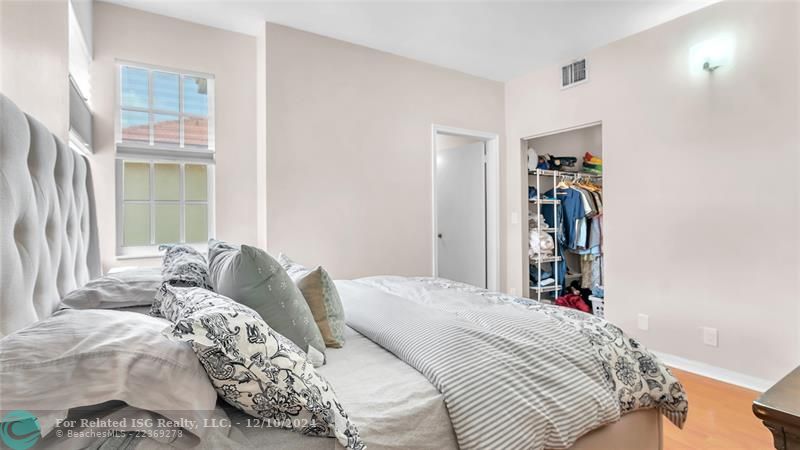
[159,244,212,291]
[156,284,364,450]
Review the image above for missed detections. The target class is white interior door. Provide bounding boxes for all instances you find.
[436,140,487,288]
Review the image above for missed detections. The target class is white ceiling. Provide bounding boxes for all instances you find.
[101,0,716,81]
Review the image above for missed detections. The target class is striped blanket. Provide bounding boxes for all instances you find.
[337,277,687,450]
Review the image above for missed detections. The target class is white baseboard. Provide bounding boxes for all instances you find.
[651,350,774,393]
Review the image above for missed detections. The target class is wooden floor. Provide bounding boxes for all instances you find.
[663,368,773,450]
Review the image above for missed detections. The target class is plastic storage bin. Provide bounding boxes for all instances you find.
[589,296,604,318]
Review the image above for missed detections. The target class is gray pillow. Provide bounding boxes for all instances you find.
[207,240,325,356]
[60,268,162,310]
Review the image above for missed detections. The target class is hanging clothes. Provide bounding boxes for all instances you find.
[588,214,602,250]
[590,190,603,214]
[580,254,602,290]
[565,180,603,254]
[573,185,598,218]
[540,187,585,250]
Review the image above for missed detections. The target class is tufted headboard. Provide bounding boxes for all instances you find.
[0,93,101,337]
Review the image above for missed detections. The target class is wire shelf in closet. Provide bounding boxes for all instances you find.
[528,169,603,179]
[530,284,561,294]
[530,255,562,263]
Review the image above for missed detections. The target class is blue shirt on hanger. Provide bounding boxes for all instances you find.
[541,188,585,250]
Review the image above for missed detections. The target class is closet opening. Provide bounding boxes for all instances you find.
[432,125,500,291]
[522,122,604,316]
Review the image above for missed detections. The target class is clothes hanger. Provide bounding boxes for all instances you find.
[577,177,599,191]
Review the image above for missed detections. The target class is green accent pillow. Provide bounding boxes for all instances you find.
[279,254,346,348]
[208,240,325,356]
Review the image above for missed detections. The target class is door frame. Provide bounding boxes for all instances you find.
[431,124,500,291]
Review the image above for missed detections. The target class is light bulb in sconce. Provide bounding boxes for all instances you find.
[690,36,734,72]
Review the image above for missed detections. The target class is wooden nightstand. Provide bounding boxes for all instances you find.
[753,366,800,450]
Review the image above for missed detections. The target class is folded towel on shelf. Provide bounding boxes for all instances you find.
[530,276,555,287]
[529,227,555,259]
[529,267,553,283]
[528,213,551,228]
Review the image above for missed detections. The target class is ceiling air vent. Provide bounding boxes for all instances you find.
[561,58,588,88]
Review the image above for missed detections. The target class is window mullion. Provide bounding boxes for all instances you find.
[148,71,154,146]
[149,162,155,246]
[120,106,178,115]
[208,78,215,151]
[120,106,150,113]
[209,164,214,242]
[179,75,185,148]
[179,162,186,244]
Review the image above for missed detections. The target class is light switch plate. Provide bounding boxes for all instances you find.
[637,314,649,331]
[511,211,520,225]
[703,327,718,347]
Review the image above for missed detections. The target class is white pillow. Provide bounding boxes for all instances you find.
[0,309,219,445]
[59,268,161,310]
[156,284,364,450]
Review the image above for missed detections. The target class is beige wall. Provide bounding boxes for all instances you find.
[505,1,799,384]
[256,27,268,250]
[264,23,505,280]
[91,2,258,271]
[0,0,69,141]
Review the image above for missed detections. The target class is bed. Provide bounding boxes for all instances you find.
[0,93,683,449]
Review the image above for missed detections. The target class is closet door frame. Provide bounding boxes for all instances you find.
[520,120,603,298]
[431,124,500,292]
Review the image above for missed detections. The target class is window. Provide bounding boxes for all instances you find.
[116,63,215,257]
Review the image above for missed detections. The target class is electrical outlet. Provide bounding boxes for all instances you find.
[637,314,649,331]
[703,327,718,347]
[509,287,517,296]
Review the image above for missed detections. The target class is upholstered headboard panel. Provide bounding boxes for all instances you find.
[0,94,101,337]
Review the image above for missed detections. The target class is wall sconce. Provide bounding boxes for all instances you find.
[690,36,734,72]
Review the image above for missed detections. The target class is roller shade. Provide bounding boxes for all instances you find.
[69,77,92,152]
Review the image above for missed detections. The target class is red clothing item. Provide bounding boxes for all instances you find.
[555,293,591,313]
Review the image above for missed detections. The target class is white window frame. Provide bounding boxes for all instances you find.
[115,61,216,259]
